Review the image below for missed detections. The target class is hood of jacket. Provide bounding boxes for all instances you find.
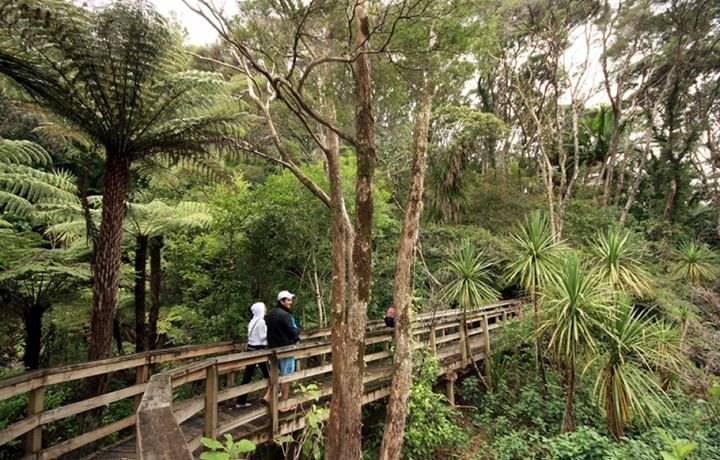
[250,302,266,319]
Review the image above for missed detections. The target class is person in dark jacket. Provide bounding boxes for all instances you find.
[263,290,300,408]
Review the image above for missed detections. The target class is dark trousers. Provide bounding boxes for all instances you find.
[237,346,270,405]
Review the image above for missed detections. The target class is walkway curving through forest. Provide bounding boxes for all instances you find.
[0,300,523,460]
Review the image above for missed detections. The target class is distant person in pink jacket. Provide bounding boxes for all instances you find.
[384,306,395,328]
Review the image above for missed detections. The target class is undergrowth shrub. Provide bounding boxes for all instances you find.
[402,351,469,459]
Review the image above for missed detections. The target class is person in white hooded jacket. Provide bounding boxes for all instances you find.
[236,302,270,408]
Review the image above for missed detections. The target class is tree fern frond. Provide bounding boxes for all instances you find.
[0,190,33,214]
[0,137,51,165]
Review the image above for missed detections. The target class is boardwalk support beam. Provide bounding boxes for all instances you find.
[444,371,457,406]
[269,353,280,437]
[204,363,219,440]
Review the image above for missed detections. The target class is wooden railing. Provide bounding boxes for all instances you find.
[0,300,523,459]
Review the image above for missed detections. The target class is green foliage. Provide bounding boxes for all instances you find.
[561,201,625,247]
[463,174,544,233]
[657,428,697,460]
[402,354,469,459]
[506,210,565,296]
[274,383,327,460]
[539,253,612,360]
[488,429,542,459]
[0,0,246,157]
[439,238,500,311]
[201,433,256,460]
[587,227,652,297]
[545,426,613,460]
[670,240,719,287]
[589,298,682,439]
[0,136,78,217]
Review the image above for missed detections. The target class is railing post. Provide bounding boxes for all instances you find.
[429,327,437,356]
[482,314,493,389]
[204,364,218,440]
[268,353,279,437]
[227,371,236,389]
[135,361,150,411]
[25,386,44,456]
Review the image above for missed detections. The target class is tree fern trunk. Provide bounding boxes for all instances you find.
[148,236,163,350]
[23,302,45,370]
[88,153,131,364]
[134,234,148,353]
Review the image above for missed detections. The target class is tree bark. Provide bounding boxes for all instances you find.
[148,236,163,350]
[326,98,351,460]
[23,302,45,370]
[606,367,623,442]
[134,234,148,353]
[379,32,435,458]
[561,358,576,433]
[663,175,678,221]
[326,2,376,458]
[88,153,131,363]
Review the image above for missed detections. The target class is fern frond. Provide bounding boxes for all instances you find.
[0,1,248,159]
[0,137,51,166]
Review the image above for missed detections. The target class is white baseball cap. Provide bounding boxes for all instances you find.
[277,290,295,301]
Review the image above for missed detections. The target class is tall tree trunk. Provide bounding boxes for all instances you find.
[620,129,651,226]
[134,235,148,353]
[327,2,376,458]
[561,358,576,433]
[379,31,435,457]
[88,153,131,363]
[326,100,351,459]
[602,116,621,206]
[663,175,678,221]
[23,302,45,370]
[148,236,163,350]
[311,250,326,327]
[613,134,631,206]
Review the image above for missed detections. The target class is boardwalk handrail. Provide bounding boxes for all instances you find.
[0,300,522,459]
[136,374,192,460]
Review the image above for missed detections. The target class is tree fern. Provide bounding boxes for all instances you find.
[0,0,250,361]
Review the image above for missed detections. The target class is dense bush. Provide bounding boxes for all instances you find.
[459,348,720,460]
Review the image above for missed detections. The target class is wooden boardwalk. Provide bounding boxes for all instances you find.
[0,301,522,460]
